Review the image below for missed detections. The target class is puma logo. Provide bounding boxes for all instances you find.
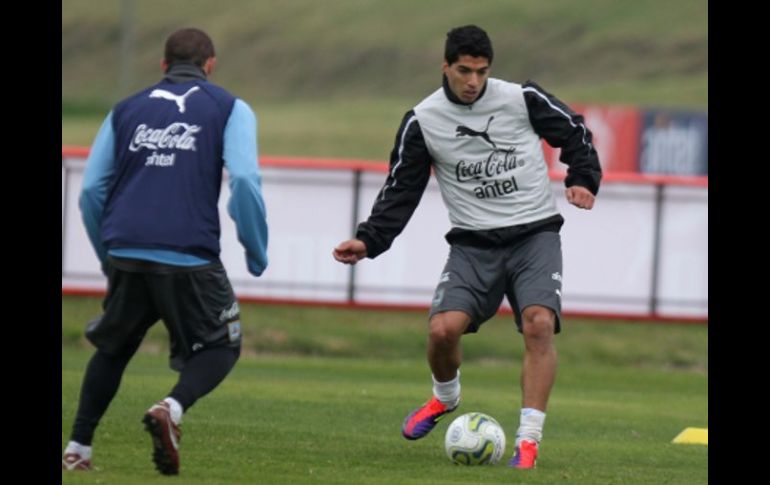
[149,86,201,113]
[455,116,496,149]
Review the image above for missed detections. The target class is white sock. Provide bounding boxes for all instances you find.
[65,440,92,459]
[516,408,546,446]
[163,397,184,425]
[432,370,461,407]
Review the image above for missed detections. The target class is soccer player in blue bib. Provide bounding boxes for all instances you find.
[62,28,268,475]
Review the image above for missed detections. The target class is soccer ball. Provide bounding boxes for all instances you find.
[444,412,506,465]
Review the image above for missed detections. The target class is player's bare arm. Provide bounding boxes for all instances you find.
[333,239,368,265]
[565,186,595,210]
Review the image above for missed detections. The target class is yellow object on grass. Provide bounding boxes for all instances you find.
[672,427,708,445]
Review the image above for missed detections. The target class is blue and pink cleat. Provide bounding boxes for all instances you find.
[508,439,538,469]
[402,396,459,440]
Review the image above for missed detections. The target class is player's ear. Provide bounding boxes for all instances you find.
[203,57,216,76]
[160,58,169,73]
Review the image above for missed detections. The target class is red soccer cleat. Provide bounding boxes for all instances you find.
[508,439,538,469]
[143,401,182,475]
[61,452,91,471]
[402,396,459,440]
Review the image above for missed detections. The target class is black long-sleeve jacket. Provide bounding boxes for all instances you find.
[357,77,601,258]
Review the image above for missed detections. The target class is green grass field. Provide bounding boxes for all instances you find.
[62,296,707,484]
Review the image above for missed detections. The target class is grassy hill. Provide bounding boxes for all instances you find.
[62,0,707,157]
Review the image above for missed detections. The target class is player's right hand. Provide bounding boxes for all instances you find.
[333,239,367,265]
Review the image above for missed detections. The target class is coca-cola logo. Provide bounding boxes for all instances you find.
[129,123,201,152]
[455,147,520,182]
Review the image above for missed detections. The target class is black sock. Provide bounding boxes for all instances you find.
[169,346,240,411]
[70,349,135,445]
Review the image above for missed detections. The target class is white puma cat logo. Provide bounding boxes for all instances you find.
[149,86,200,113]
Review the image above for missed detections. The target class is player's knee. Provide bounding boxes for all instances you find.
[521,306,555,341]
[429,322,458,346]
[429,313,465,346]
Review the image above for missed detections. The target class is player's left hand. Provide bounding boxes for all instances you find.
[565,186,595,210]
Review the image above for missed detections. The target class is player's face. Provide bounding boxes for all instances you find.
[443,55,490,104]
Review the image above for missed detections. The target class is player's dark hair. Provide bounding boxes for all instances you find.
[444,25,494,65]
[164,28,215,67]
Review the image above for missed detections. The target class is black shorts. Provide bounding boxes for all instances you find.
[85,256,242,371]
[429,231,563,334]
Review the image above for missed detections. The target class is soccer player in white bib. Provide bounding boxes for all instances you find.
[333,25,601,469]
